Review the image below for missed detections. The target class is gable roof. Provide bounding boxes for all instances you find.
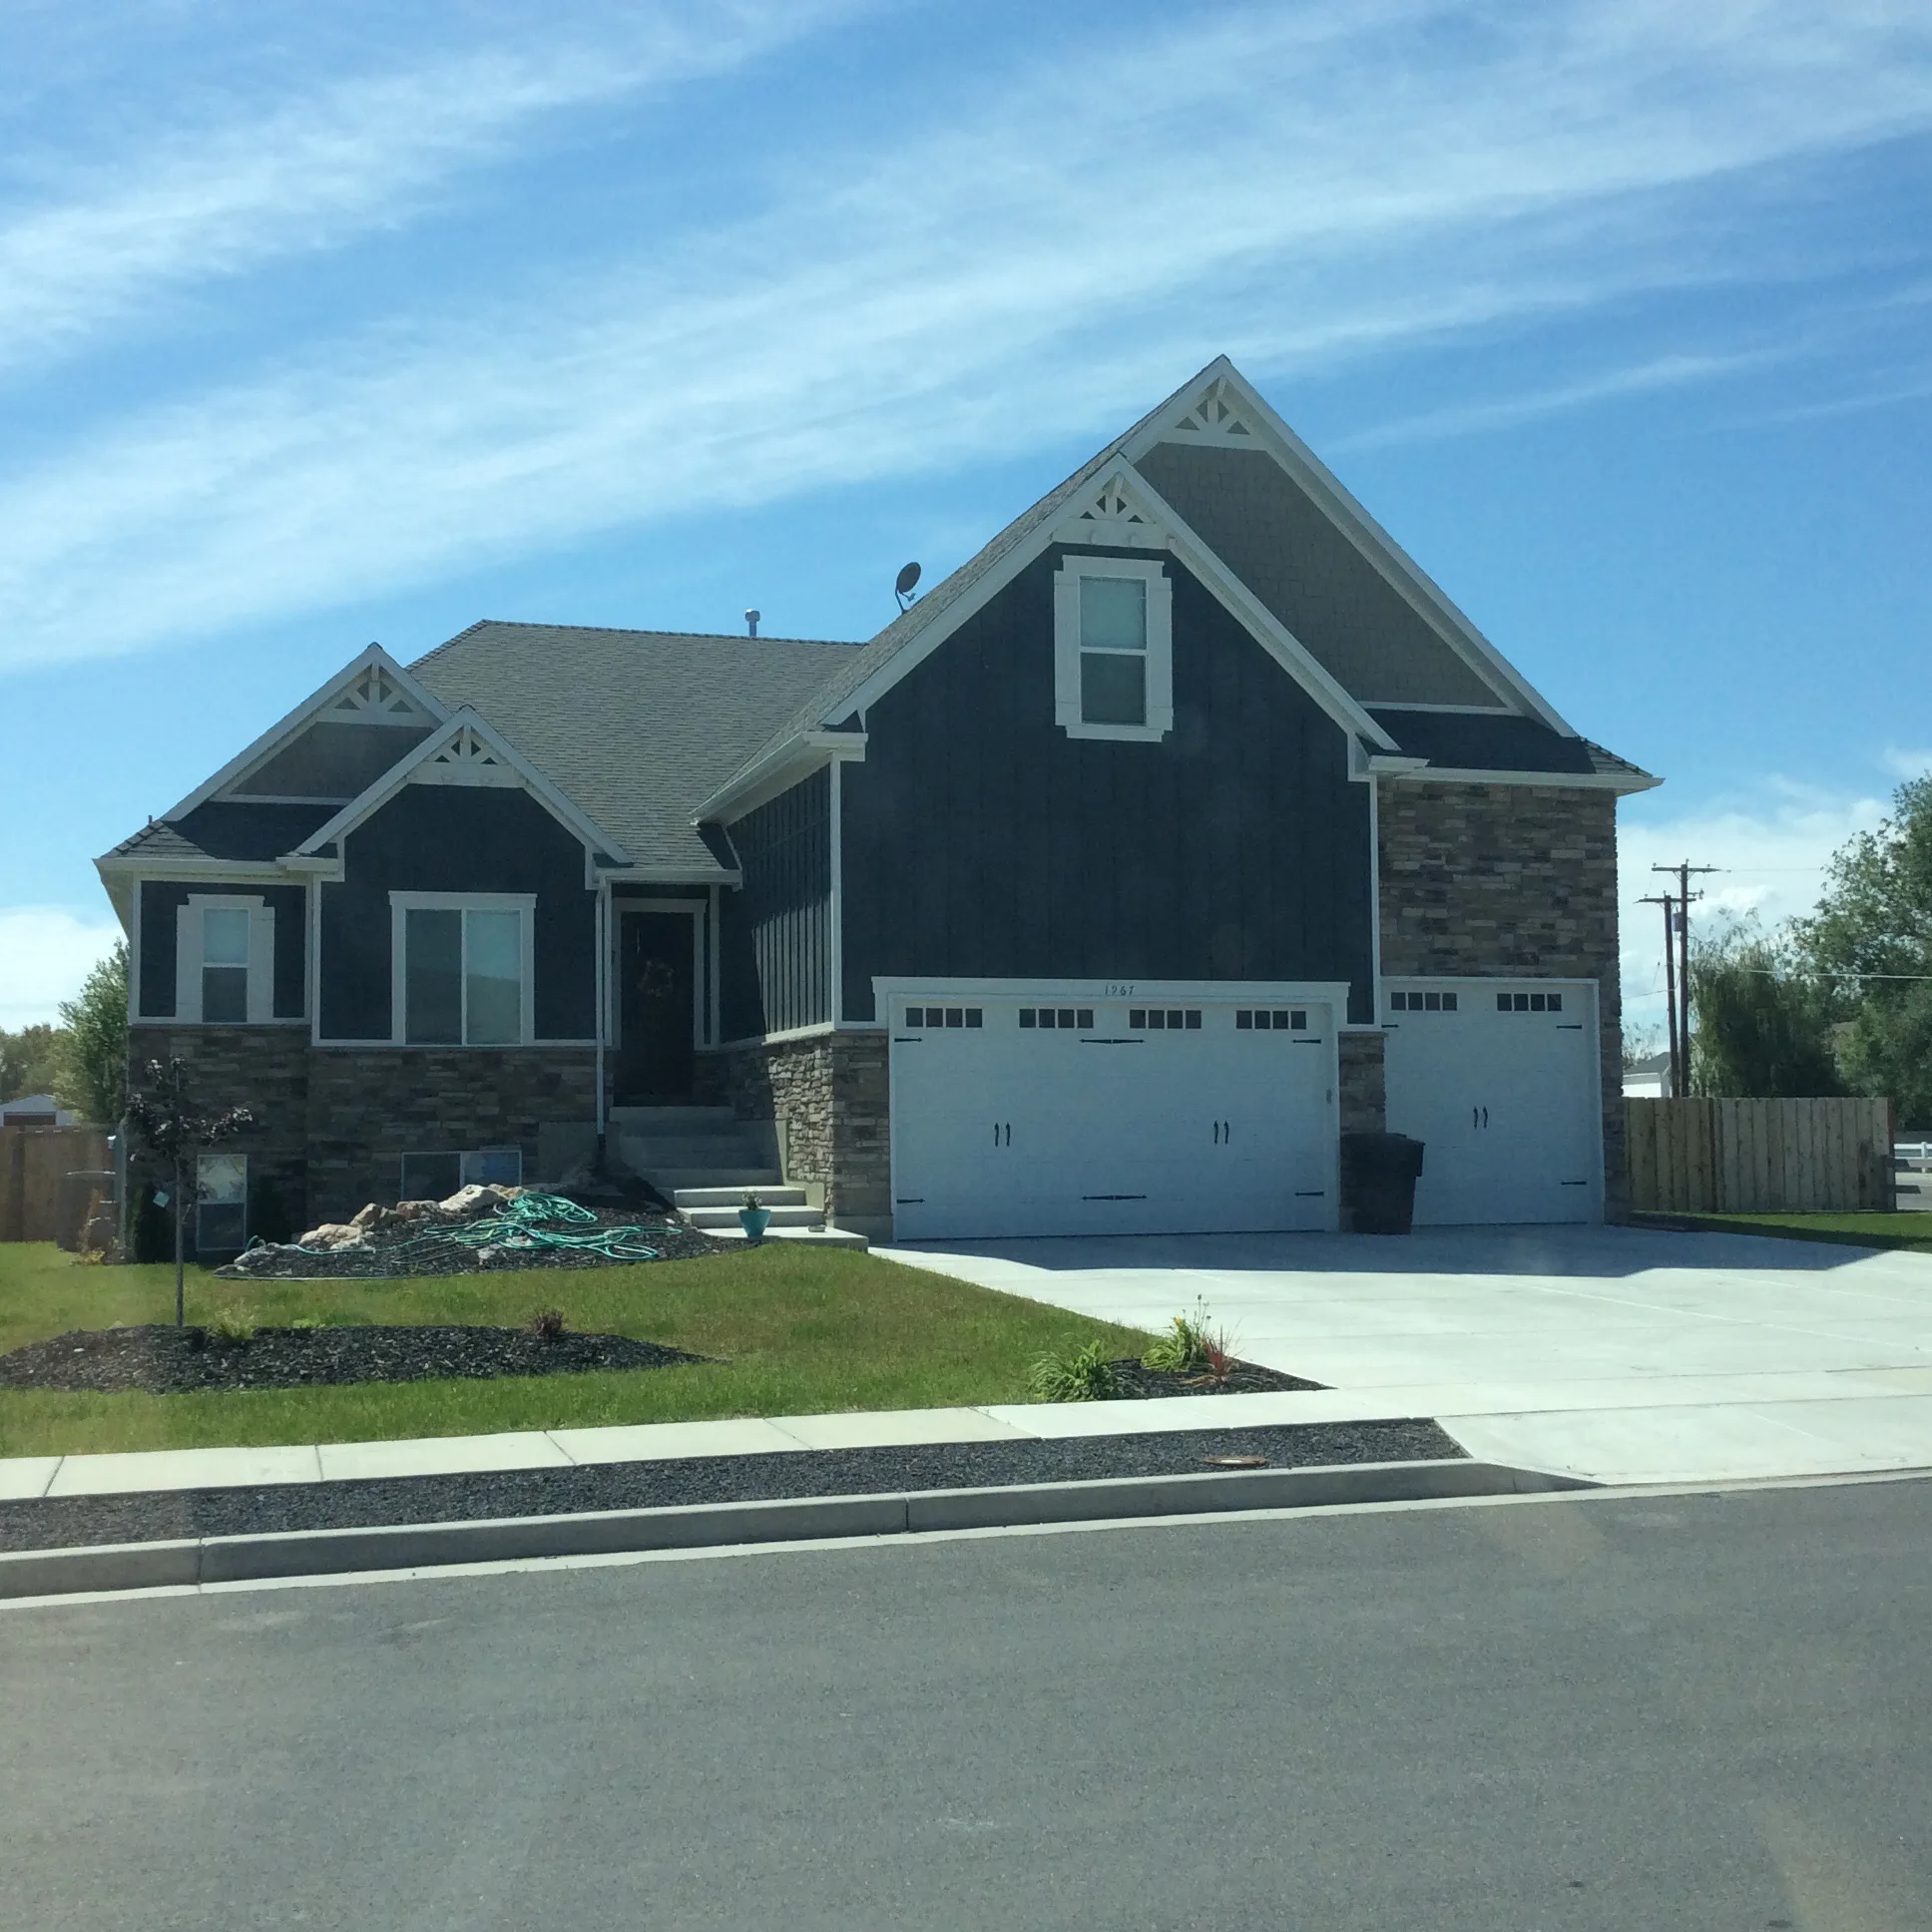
[411,622,865,876]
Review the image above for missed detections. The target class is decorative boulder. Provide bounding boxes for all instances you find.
[297,1222,366,1251]
[437,1184,509,1218]
[350,1202,396,1234]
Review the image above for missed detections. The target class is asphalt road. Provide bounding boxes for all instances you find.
[5,1480,1931,1930]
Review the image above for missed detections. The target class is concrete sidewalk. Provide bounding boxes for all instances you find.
[878,1223,1932,1485]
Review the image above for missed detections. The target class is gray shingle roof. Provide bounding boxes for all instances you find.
[106,801,337,863]
[410,621,865,876]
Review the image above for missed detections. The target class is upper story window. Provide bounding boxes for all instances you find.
[392,894,532,1046]
[1053,557,1174,741]
[174,895,272,1023]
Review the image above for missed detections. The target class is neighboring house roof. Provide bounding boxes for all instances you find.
[0,1095,73,1125]
[411,622,866,876]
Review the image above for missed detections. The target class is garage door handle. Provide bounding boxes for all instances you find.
[1472,1106,1488,1130]
[991,1122,1011,1146]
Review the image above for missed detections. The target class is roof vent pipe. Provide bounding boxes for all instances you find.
[744,609,760,638]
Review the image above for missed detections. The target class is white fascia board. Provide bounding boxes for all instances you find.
[692,730,867,827]
[1125,363,1577,736]
[824,465,1399,754]
[99,856,297,885]
[292,709,634,864]
[1378,764,1662,794]
[163,644,450,821]
[606,867,742,887]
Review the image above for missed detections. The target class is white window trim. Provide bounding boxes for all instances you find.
[389,892,536,1047]
[176,895,275,1025]
[1052,556,1174,742]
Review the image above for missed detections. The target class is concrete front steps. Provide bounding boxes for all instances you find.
[674,1187,868,1250]
[610,1105,781,1197]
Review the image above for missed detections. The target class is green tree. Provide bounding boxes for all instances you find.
[1687,925,1842,1099]
[55,940,130,1126]
[1793,774,1932,1126]
[0,1023,65,1103]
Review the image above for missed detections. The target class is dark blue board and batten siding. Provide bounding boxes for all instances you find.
[838,545,1376,1023]
[719,765,831,1041]
[317,786,596,1041]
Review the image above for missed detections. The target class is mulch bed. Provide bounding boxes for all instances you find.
[0,1418,1467,1553]
[218,1209,727,1279]
[0,1323,710,1395]
[1104,1358,1323,1397]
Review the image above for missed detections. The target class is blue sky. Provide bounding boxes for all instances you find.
[2,0,1928,1041]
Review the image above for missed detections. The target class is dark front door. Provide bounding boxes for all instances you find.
[616,911,697,1102]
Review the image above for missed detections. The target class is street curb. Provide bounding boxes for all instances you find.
[0,1459,1592,1600]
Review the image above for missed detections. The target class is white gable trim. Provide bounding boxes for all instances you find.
[1125,360,1576,736]
[164,645,450,821]
[829,464,1398,753]
[291,708,634,865]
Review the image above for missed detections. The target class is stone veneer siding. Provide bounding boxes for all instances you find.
[1338,1032,1386,1137]
[125,1028,597,1236]
[1376,779,1626,1215]
[699,1031,891,1234]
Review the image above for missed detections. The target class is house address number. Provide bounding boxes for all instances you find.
[1105,983,1136,996]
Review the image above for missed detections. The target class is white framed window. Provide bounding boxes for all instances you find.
[390,893,535,1046]
[1053,556,1174,741]
[175,896,274,1023]
[197,1152,247,1252]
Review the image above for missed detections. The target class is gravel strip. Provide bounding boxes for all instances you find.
[0,1324,709,1395]
[0,1419,1463,1553]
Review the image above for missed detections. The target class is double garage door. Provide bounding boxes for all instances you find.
[1382,979,1602,1225]
[887,990,1339,1241]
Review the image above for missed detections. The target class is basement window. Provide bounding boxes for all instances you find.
[397,1148,523,1203]
[1053,557,1174,741]
[197,1153,247,1253]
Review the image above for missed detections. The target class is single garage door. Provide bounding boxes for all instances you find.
[887,990,1339,1240]
[1382,980,1601,1224]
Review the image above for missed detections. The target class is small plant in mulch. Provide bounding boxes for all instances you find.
[203,1306,257,1347]
[528,1308,568,1341]
[1143,1296,1240,1386]
[1028,1338,1121,1402]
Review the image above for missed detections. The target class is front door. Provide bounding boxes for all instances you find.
[616,911,697,1102]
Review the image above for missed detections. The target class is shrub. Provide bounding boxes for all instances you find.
[1028,1339,1120,1402]
[204,1307,255,1346]
[1143,1300,1213,1373]
[529,1307,568,1341]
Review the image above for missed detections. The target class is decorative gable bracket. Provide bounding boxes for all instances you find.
[409,724,519,788]
[1159,378,1257,448]
[1052,471,1168,551]
[327,661,434,724]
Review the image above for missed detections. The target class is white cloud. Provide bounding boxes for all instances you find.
[0,1,867,373]
[1881,745,1932,780]
[0,906,123,1029]
[1,1,1930,669]
[1616,777,1888,1027]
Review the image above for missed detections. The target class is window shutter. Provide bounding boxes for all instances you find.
[1052,566,1081,727]
[1145,571,1175,735]
[246,903,276,1024]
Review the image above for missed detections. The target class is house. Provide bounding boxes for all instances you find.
[0,1094,76,1128]
[97,357,1657,1254]
[1623,1050,1676,1100]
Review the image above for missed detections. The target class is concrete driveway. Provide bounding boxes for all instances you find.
[880,1224,1932,1485]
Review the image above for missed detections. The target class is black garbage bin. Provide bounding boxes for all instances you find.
[1339,1131,1425,1234]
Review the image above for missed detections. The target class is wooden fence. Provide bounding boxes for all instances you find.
[0,1125,114,1244]
[1626,1098,1895,1214]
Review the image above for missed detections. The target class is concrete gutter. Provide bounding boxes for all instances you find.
[0,1458,1590,1601]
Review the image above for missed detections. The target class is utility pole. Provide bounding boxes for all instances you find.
[1652,862,1718,1095]
[1638,894,1681,1094]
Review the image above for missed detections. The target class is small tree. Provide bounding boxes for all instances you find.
[123,1058,254,1328]
[55,940,129,1126]
[1688,926,1842,1100]
[0,1023,65,1105]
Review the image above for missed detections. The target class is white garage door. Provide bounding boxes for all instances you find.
[887,989,1339,1240]
[1382,980,1601,1224]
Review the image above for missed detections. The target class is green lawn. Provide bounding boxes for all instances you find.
[1641,1209,1932,1252]
[0,1243,1154,1459]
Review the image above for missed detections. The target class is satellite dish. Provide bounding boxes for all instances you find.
[894,561,922,610]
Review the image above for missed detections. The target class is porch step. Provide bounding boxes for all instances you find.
[683,1205,823,1231]
[675,1187,809,1210]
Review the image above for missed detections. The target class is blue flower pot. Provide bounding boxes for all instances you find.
[738,1206,771,1242]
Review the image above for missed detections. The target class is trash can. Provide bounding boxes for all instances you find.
[1339,1132,1425,1234]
